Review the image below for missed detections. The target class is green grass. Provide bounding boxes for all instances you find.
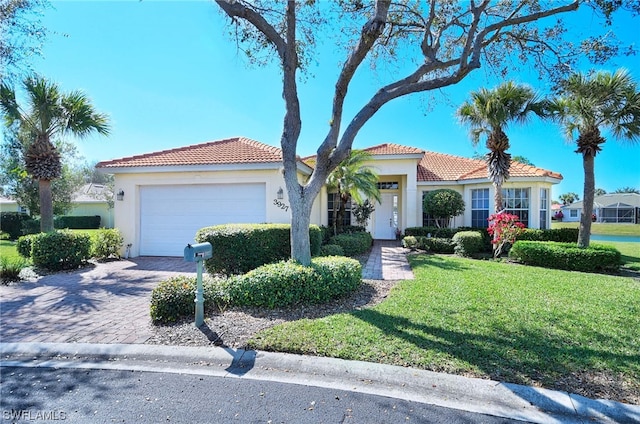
[552,221,640,236]
[0,240,20,260]
[596,241,640,271]
[248,254,640,402]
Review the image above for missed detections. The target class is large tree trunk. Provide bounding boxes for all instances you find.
[288,184,318,265]
[578,153,595,248]
[39,179,54,232]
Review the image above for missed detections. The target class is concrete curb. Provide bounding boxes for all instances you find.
[2,342,638,424]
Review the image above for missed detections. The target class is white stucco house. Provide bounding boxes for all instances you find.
[0,185,113,228]
[561,193,640,224]
[96,137,562,257]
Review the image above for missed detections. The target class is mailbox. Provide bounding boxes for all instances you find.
[183,242,212,262]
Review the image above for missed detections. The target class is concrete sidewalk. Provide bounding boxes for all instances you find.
[2,342,638,424]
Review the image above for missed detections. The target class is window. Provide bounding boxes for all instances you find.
[570,209,578,218]
[328,193,351,227]
[502,188,529,227]
[421,191,438,226]
[539,188,548,230]
[377,181,399,190]
[471,188,490,228]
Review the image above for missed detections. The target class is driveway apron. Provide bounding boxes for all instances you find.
[1,242,413,344]
[0,258,196,344]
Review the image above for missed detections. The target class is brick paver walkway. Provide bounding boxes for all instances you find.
[1,242,413,344]
[0,258,196,344]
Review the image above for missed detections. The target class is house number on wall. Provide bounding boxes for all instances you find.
[273,199,289,212]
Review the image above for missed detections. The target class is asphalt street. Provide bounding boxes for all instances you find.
[1,366,523,424]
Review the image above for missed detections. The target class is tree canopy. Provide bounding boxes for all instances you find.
[214,0,638,264]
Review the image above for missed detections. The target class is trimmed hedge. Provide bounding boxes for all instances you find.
[229,257,362,308]
[30,230,92,271]
[54,215,101,229]
[196,223,322,276]
[329,232,373,257]
[319,244,344,257]
[517,228,578,243]
[150,256,362,323]
[402,236,456,254]
[0,212,30,239]
[404,226,457,238]
[509,241,621,273]
[452,231,484,257]
[16,234,35,258]
[149,275,231,324]
[91,228,124,260]
[320,225,367,244]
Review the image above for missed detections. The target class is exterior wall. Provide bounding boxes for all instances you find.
[417,179,557,229]
[68,202,114,228]
[114,168,319,257]
[0,200,20,213]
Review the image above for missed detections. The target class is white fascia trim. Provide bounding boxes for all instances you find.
[97,162,283,174]
[417,181,461,187]
[371,154,424,161]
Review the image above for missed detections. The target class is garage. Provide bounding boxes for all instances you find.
[139,183,266,256]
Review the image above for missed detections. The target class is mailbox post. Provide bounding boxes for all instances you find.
[183,242,212,327]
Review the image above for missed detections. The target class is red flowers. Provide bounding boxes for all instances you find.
[487,213,525,257]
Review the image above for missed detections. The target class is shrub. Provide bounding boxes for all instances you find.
[402,236,420,250]
[452,231,485,257]
[329,232,372,257]
[422,189,465,228]
[487,213,525,257]
[16,234,36,258]
[408,236,455,253]
[229,257,362,308]
[21,219,40,235]
[54,215,101,229]
[404,227,457,238]
[509,241,621,273]
[196,223,322,276]
[30,230,92,271]
[319,244,344,257]
[91,228,124,260]
[0,212,30,239]
[517,228,579,243]
[149,275,230,324]
[1,256,30,284]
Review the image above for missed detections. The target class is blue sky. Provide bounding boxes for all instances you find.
[19,1,640,200]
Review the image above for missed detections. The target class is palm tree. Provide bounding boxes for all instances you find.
[0,76,110,232]
[457,81,541,216]
[326,149,381,235]
[544,69,640,247]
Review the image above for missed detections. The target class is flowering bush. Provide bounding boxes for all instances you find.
[487,213,525,257]
[554,210,564,219]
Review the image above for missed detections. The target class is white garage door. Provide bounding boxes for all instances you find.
[139,183,266,256]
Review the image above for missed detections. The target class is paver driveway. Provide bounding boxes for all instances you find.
[0,258,196,344]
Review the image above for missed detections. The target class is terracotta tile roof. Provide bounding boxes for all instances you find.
[301,143,423,167]
[418,152,562,182]
[96,137,283,168]
[363,143,424,156]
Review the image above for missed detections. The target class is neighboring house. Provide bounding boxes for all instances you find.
[0,196,28,214]
[0,185,113,228]
[69,183,114,229]
[561,193,640,224]
[96,137,562,257]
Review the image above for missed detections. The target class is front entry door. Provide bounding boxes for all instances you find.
[374,193,398,240]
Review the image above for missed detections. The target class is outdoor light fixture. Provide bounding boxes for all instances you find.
[116,190,124,201]
[277,187,284,200]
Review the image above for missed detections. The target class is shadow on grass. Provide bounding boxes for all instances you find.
[351,308,640,409]
[407,254,470,272]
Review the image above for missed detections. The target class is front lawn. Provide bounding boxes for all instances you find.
[552,221,640,236]
[248,254,640,403]
[0,240,20,260]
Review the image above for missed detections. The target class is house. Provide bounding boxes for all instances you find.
[561,193,640,224]
[0,185,114,228]
[96,137,562,257]
[69,183,114,228]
